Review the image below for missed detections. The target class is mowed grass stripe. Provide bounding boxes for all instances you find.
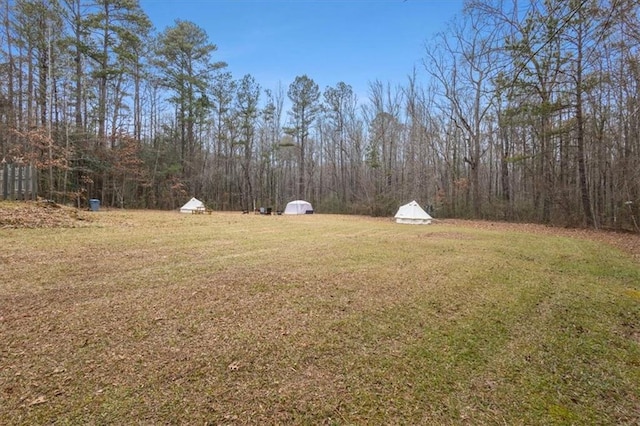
[1,211,638,424]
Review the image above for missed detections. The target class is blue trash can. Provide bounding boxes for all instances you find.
[89,199,100,211]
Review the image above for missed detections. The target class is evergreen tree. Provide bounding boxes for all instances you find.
[154,19,225,186]
[286,75,320,199]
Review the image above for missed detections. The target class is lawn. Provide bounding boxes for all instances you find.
[1,206,639,424]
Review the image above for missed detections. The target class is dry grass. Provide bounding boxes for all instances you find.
[1,204,639,424]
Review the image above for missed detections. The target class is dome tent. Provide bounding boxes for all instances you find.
[283,200,313,215]
[394,200,432,224]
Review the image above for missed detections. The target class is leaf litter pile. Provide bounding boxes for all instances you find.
[0,200,92,229]
[1,207,639,424]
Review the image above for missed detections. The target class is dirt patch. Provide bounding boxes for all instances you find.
[0,200,92,229]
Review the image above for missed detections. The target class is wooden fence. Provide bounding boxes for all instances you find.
[0,163,38,200]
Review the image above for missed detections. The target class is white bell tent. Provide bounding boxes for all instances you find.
[394,200,432,224]
[179,197,205,213]
[283,200,313,215]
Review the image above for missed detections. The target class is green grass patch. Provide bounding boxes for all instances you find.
[1,210,638,424]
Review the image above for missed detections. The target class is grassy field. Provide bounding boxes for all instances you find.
[1,207,639,424]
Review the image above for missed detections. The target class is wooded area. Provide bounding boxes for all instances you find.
[0,0,638,231]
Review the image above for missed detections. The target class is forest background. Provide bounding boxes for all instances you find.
[0,0,638,231]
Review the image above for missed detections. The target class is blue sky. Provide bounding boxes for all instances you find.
[139,0,464,101]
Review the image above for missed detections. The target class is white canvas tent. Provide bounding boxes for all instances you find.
[180,197,205,213]
[283,200,313,215]
[394,200,432,224]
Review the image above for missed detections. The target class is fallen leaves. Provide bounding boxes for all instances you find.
[0,200,91,229]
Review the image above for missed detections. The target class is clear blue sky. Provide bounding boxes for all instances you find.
[139,0,464,101]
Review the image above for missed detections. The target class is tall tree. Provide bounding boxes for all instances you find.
[425,10,498,217]
[323,81,356,207]
[260,85,284,209]
[60,0,86,131]
[13,0,63,129]
[286,75,320,199]
[362,80,404,215]
[154,19,225,186]
[235,73,260,211]
[1,0,16,157]
[564,0,596,227]
[502,1,566,223]
[209,71,235,209]
[84,0,150,144]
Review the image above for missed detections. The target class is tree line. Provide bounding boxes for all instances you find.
[0,0,638,231]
